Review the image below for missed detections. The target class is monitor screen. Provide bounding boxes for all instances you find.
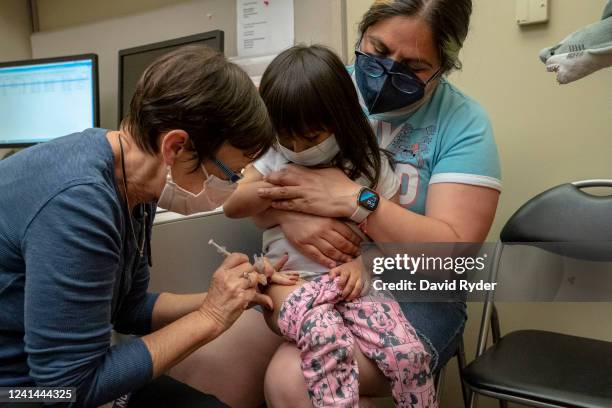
[118,31,224,124]
[0,55,98,147]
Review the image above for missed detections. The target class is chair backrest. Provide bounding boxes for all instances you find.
[475,180,612,357]
[499,180,612,261]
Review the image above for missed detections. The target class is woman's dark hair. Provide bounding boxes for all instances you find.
[358,0,472,73]
[259,44,383,187]
[123,45,274,168]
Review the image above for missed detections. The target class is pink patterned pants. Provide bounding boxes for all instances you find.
[277,274,437,408]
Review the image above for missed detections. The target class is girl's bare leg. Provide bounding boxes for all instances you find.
[168,309,284,408]
[262,280,306,335]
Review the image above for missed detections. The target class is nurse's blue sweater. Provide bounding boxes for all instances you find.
[0,129,159,407]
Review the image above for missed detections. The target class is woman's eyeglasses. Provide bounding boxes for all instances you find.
[355,50,441,94]
[211,157,243,183]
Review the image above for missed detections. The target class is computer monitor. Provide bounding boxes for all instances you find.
[118,30,224,125]
[0,54,99,148]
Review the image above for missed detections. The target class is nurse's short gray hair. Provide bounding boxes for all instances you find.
[122,45,275,168]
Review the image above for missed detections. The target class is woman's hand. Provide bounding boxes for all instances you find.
[276,211,363,268]
[257,165,362,218]
[198,253,273,334]
[330,256,368,301]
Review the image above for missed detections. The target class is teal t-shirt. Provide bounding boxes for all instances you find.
[348,66,502,214]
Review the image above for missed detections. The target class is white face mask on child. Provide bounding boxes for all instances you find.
[277,134,340,166]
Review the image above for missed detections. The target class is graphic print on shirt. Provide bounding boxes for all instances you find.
[374,119,437,208]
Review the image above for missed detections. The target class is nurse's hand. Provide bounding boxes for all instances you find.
[255,254,302,286]
[198,253,273,334]
[257,165,362,218]
[277,211,362,268]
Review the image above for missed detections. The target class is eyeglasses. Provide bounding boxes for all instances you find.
[211,156,243,183]
[355,50,441,94]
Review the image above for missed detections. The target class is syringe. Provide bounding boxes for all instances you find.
[208,239,267,285]
[208,238,230,257]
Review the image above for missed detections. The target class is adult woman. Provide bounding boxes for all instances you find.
[0,46,282,407]
[259,0,501,405]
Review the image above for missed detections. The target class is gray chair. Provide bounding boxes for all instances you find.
[434,339,471,406]
[463,180,612,408]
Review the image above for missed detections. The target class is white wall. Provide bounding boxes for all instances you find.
[35,0,190,31]
[31,0,345,130]
[452,0,612,240]
[0,0,32,159]
[0,1,31,61]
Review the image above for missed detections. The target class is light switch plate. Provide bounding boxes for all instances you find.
[517,0,549,25]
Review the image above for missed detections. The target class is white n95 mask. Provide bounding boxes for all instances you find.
[278,134,340,166]
[158,165,236,215]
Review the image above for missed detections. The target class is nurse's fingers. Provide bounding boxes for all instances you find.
[255,256,274,279]
[230,262,255,279]
[221,264,257,291]
[221,252,250,269]
[257,254,289,278]
[248,292,274,311]
[240,270,260,289]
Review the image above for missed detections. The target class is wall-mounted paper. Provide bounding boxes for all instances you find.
[237,0,294,57]
[230,54,277,86]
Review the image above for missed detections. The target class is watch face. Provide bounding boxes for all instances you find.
[359,188,379,211]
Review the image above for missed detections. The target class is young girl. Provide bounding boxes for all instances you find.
[223,45,437,408]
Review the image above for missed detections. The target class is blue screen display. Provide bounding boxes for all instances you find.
[0,59,95,146]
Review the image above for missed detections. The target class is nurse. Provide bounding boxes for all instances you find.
[260,0,502,404]
[0,45,281,407]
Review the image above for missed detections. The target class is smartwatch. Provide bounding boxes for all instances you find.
[350,187,380,223]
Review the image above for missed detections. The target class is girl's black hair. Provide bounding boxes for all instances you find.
[259,44,383,187]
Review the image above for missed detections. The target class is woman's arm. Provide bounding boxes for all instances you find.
[142,253,267,378]
[366,183,499,243]
[223,165,275,218]
[257,165,499,243]
[149,254,293,330]
[150,292,206,330]
[251,207,284,229]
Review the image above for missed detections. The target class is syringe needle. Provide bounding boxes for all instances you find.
[208,238,231,257]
